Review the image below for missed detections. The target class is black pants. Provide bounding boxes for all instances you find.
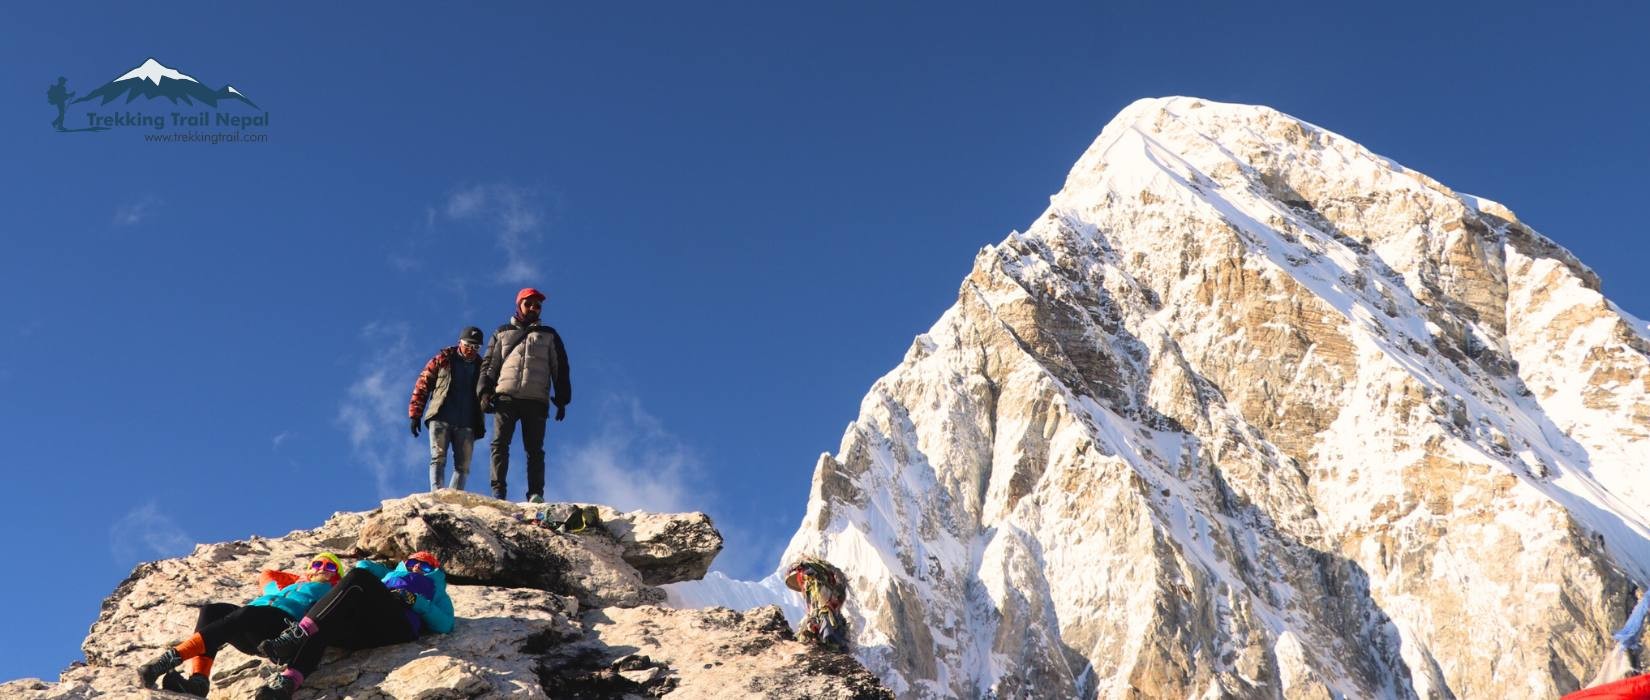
[196,603,294,658]
[288,569,417,675]
[490,396,548,499]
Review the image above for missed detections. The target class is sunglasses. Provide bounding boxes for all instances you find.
[309,560,338,573]
[405,559,435,573]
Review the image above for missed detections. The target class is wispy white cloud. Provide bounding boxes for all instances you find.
[387,253,422,273]
[337,321,426,498]
[272,431,293,449]
[109,501,193,564]
[436,272,474,310]
[113,196,162,226]
[548,397,793,580]
[441,183,547,284]
[444,187,488,218]
[551,395,699,513]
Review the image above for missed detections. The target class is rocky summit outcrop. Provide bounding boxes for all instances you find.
[775,97,1650,699]
[5,491,891,699]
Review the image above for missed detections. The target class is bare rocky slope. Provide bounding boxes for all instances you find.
[769,97,1650,699]
[3,491,892,699]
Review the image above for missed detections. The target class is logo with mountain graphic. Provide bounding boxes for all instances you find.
[49,57,270,140]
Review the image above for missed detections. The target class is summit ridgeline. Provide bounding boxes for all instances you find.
[7,491,892,699]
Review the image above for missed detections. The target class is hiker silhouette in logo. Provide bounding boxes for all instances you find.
[254,551,454,700]
[134,553,345,697]
[409,326,487,492]
[478,287,572,502]
[46,77,74,131]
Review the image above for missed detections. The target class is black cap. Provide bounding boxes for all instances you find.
[460,326,484,344]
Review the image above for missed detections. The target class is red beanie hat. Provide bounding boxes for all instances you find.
[516,288,545,305]
[408,551,441,570]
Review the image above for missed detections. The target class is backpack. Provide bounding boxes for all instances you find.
[784,555,850,650]
[559,504,600,533]
[520,504,601,534]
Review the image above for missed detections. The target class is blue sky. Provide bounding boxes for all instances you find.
[2,0,1646,683]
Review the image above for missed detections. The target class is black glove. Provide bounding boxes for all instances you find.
[554,405,566,422]
[410,418,422,437]
[479,392,495,414]
[397,589,417,607]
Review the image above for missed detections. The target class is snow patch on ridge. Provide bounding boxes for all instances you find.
[116,58,198,85]
[661,570,800,622]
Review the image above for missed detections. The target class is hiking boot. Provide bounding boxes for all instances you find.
[527,494,544,504]
[255,672,297,700]
[135,648,180,688]
[257,622,309,663]
[160,670,209,697]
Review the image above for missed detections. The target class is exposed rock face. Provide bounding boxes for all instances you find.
[779,97,1650,699]
[5,491,890,699]
[545,605,890,699]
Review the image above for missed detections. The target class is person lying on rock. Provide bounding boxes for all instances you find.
[136,552,346,696]
[253,550,455,700]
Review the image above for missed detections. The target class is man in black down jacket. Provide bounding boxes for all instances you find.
[478,287,571,502]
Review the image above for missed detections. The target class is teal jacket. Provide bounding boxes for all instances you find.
[355,559,455,634]
[246,577,332,620]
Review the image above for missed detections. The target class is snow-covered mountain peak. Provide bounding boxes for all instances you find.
[669,95,1648,698]
[115,57,198,85]
[1053,97,1425,227]
[755,96,1650,698]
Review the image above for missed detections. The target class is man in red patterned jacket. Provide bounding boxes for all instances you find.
[408,327,487,491]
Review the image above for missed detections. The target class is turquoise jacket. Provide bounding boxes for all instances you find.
[356,559,455,634]
[246,578,332,620]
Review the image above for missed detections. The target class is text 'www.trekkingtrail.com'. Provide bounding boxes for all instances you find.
[143,131,270,145]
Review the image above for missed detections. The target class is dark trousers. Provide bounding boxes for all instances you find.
[288,569,417,675]
[490,396,548,499]
[196,603,294,658]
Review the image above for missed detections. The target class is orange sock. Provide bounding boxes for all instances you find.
[172,633,207,660]
[188,655,213,678]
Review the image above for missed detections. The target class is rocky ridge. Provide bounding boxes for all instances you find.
[4,491,891,699]
[767,97,1650,698]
